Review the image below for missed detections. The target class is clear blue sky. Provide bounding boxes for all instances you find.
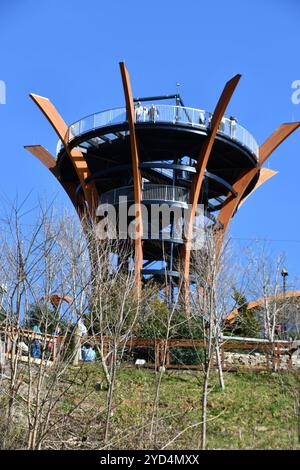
[0,0,300,280]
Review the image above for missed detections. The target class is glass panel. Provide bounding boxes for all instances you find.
[64,105,259,159]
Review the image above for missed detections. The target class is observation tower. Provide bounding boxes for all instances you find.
[25,63,300,305]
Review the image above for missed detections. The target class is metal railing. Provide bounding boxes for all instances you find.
[57,104,259,158]
[100,184,189,205]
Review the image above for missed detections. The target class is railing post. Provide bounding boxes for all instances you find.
[165,341,170,369]
[221,342,225,369]
[155,340,160,370]
[271,342,277,372]
[288,343,293,370]
[265,345,270,371]
[160,339,164,368]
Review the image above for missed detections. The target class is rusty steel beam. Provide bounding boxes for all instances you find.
[119,62,143,294]
[259,123,300,164]
[216,122,300,256]
[238,168,277,208]
[226,290,300,323]
[29,93,98,216]
[181,74,241,306]
[24,145,83,215]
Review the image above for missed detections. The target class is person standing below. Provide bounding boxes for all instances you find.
[32,323,42,334]
[17,341,29,356]
[31,323,42,359]
[73,318,87,365]
[31,339,41,359]
[82,343,96,362]
[78,319,87,338]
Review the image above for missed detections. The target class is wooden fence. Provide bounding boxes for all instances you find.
[97,337,295,372]
[0,328,296,372]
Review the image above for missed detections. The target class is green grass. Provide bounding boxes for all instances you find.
[56,365,300,450]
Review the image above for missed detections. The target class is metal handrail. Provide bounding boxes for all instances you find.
[100,184,189,205]
[57,104,259,158]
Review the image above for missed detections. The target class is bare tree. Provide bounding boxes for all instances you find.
[190,229,241,449]
[0,203,104,448]
[246,246,287,341]
[67,219,154,444]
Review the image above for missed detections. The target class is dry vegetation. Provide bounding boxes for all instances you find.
[0,204,299,450]
[1,364,299,450]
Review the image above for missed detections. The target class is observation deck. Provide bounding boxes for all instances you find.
[56,103,260,220]
[57,104,259,159]
[27,62,300,303]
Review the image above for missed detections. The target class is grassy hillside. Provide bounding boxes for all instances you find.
[55,365,300,450]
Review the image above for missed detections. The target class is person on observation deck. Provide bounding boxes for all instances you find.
[149,104,159,123]
[134,102,143,122]
[143,106,148,122]
[199,111,205,126]
[219,117,226,133]
[229,116,237,138]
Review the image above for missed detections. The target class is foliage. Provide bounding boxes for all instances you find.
[134,298,204,340]
[227,289,260,338]
[24,302,69,334]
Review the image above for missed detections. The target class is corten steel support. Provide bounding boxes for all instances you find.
[29,94,98,216]
[226,289,300,323]
[181,74,241,307]
[215,122,300,256]
[238,168,277,208]
[24,145,83,214]
[119,62,143,295]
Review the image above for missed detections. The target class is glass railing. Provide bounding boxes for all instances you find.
[57,105,259,158]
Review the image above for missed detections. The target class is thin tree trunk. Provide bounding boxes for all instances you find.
[215,341,224,390]
[200,359,212,450]
[104,346,117,443]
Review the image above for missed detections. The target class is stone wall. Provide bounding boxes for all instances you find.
[223,351,300,370]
